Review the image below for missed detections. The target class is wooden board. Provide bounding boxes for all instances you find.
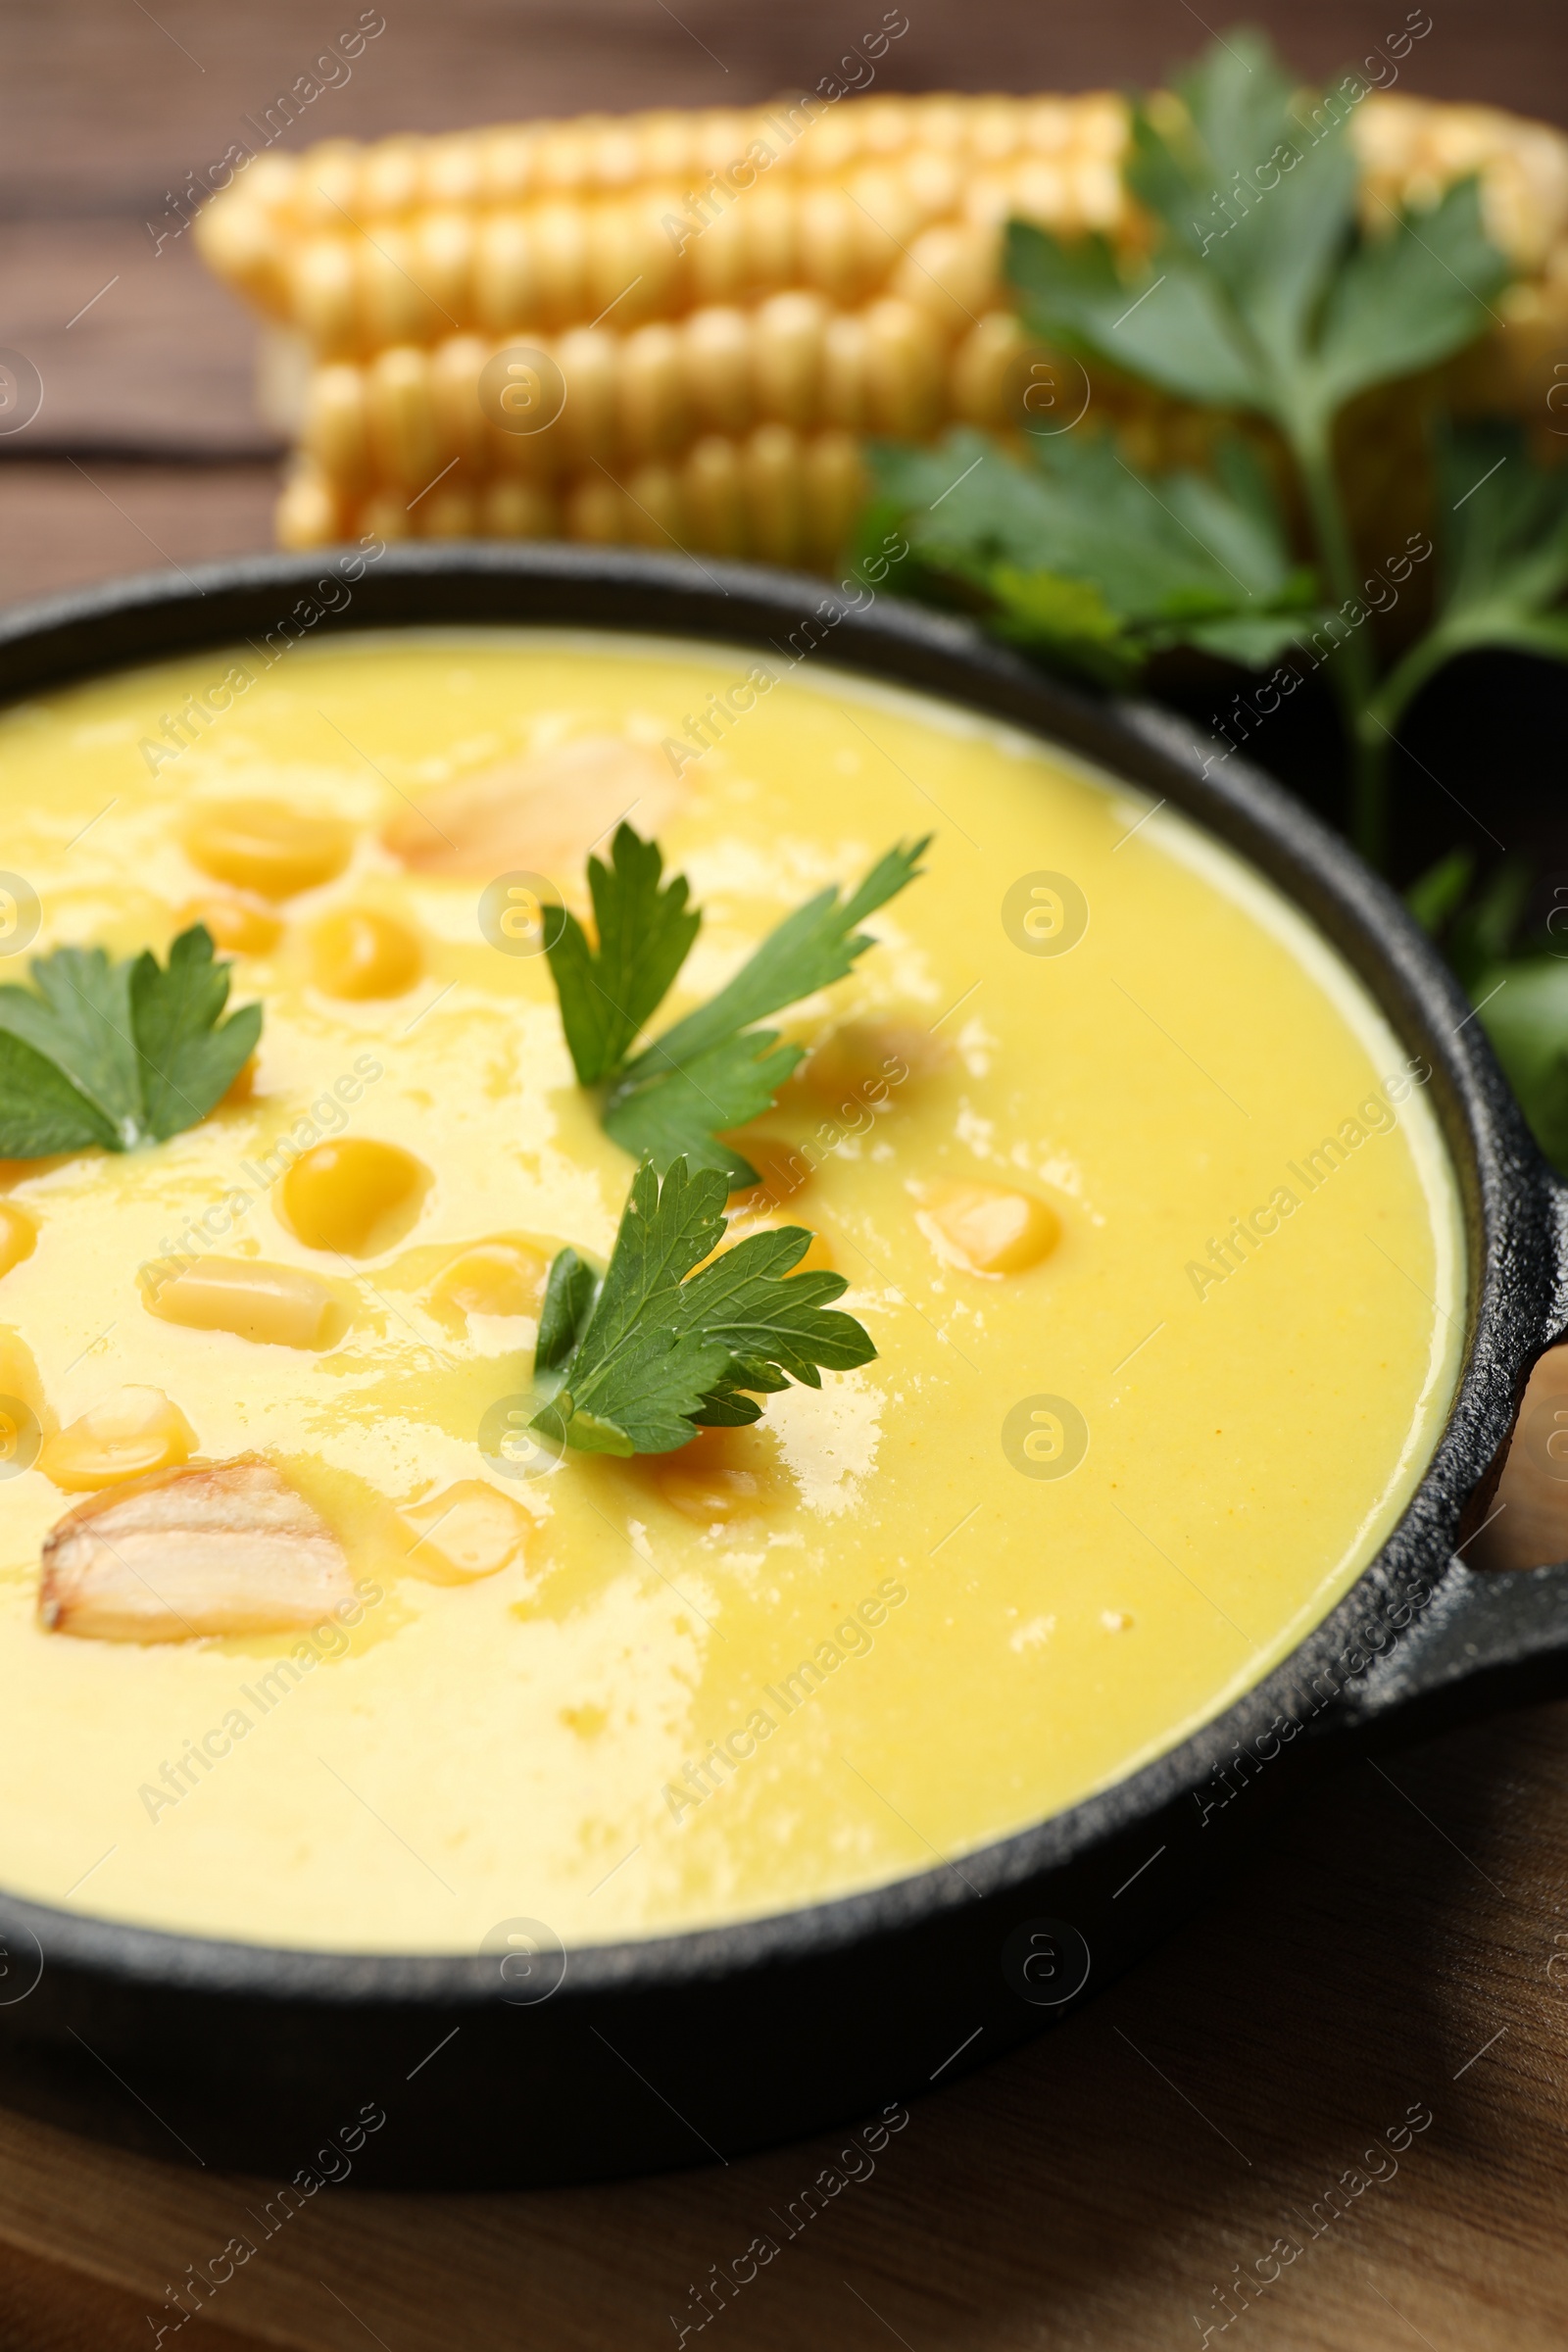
[3,4,1568,2344]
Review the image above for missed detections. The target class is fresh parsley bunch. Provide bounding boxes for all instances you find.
[545,821,928,1187]
[857,425,1325,686]
[528,1156,876,1457]
[858,28,1568,877]
[0,924,261,1158]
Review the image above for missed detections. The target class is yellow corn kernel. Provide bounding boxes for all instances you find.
[623,463,686,549]
[176,894,282,956]
[427,1239,549,1326]
[753,290,827,429]
[303,362,371,487]
[0,1202,36,1281]
[366,345,442,491]
[358,137,425,217]
[682,308,754,435]
[289,235,358,357]
[689,201,749,307]
[0,1328,48,1466]
[357,490,411,543]
[400,1480,532,1581]
[803,430,865,566]
[952,312,1035,427]
[221,1057,257,1107]
[553,326,620,466]
[416,485,481,539]
[310,908,422,1000]
[41,1388,197,1492]
[185,800,354,901]
[564,474,628,543]
[532,200,589,319]
[821,312,871,429]
[741,423,804,565]
[892,222,998,334]
[475,212,540,333]
[798,1017,947,1104]
[414,210,475,324]
[682,435,747,555]
[798,186,861,302]
[480,479,559,537]
[482,127,537,204]
[276,466,345,551]
[422,138,484,209]
[918,1182,1060,1275]
[588,197,676,323]
[743,181,798,292]
[619,322,688,459]
[863,297,947,435]
[357,222,443,346]
[727,1134,814,1214]
[653,1427,790,1526]
[279,1139,431,1257]
[430,334,490,469]
[144,1258,344,1349]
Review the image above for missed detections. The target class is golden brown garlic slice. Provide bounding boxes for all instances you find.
[39,1456,354,1642]
[382,734,679,881]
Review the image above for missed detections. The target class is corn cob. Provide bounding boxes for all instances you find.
[194,91,1568,563]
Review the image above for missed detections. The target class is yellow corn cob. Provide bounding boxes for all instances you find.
[196,91,1568,564]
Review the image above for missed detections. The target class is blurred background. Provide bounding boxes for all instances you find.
[4,0,1561,598]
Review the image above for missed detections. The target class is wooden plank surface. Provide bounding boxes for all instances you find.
[3,4,1568,2346]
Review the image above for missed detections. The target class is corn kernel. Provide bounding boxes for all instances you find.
[798,1017,947,1104]
[175,895,283,956]
[428,1239,549,1325]
[919,1182,1060,1275]
[652,1427,790,1525]
[727,1134,813,1213]
[279,1139,431,1256]
[185,800,354,901]
[41,1388,197,1492]
[144,1257,344,1349]
[310,907,423,1000]
[0,1203,37,1282]
[400,1480,532,1580]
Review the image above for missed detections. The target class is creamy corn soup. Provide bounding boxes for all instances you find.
[0,630,1462,1952]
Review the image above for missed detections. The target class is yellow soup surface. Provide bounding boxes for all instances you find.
[0,629,1463,1952]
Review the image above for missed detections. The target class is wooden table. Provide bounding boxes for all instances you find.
[4,5,1568,2344]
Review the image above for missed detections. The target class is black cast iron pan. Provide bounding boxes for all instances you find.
[0,544,1563,2190]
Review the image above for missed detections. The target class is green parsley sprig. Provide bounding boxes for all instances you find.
[545,823,928,1188]
[528,1155,876,1457]
[856,27,1568,877]
[0,924,261,1158]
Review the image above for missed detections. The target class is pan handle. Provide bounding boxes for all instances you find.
[1335,1552,1568,1740]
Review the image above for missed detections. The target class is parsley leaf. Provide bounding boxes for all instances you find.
[546,824,700,1086]
[860,427,1323,687]
[0,925,261,1158]
[542,824,928,1188]
[1006,32,1509,447]
[530,1156,876,1456]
